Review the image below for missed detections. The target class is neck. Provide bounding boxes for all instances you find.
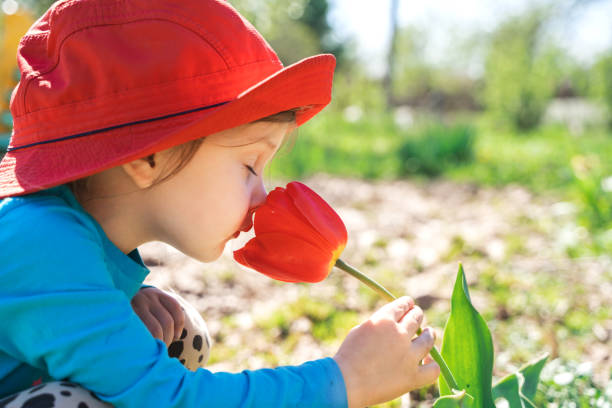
[77,169,155,254]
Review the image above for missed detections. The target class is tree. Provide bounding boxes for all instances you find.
[482,8,561,131]
[590,52,612,127]
[230,0,346,67]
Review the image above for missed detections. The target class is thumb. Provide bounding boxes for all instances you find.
[372,296,414,322]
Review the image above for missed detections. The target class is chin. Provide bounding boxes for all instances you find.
[198,244,227,263]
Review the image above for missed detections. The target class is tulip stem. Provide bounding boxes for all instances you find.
[334,258,460,392]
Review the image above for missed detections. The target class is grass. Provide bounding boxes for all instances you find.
[270,110,612,194]
[263,110,612,406]
[267,110,612,255]
[4,108,610,405]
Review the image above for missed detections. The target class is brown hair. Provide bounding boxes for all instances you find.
[69,109,297,197]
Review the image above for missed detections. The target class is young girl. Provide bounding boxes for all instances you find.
[0,0,440,407]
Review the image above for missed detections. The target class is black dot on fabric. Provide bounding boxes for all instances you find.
[28,384,45,393]
[0,394,18,408]
[180,359,186,365]
[198,354,203,363]
[193,335,203,351]
[78,403,90,408]
[60,390,72,397]
[23,393,55,408]
[180,329,187,339]
[168,341,184,358]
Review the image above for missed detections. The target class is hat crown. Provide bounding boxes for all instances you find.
[10,0,283,147]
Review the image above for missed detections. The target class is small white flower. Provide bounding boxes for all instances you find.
[553,371,574,386]
[576,361,593,376]
[343,106,363,123]
[601,176,612,192]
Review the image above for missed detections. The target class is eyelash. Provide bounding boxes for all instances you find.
[246,165,258,177]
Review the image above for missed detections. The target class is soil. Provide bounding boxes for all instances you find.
[141,175,612,389]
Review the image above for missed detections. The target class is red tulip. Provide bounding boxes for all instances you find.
[233,181,347,283]
[233,180,459,391]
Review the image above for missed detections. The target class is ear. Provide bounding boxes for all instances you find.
[121,155,159,189]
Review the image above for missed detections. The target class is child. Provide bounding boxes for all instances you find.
[0,0,440,407]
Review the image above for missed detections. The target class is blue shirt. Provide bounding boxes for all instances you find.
[0,186,347,407]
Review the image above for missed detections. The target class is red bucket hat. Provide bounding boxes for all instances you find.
[0,0,335,197]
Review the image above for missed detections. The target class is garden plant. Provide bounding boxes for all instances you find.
[234,181,550,407]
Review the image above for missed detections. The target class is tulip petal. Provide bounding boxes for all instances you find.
[233,232,334,283]
[254,188,332,252]
[286,182,348,248]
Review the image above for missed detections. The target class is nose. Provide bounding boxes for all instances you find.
[241,181,267,232]
[251,180,267,208]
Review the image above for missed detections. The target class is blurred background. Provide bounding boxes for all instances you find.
[1,0,611,406]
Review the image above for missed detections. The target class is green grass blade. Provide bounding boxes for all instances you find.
[439,264,495,408]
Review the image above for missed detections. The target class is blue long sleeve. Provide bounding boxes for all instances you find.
[0,187,347,407]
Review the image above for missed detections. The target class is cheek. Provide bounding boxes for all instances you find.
[194,184,251,233]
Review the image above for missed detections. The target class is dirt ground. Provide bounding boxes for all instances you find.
[141,175,612,391]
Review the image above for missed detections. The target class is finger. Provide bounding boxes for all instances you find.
[417,361,441,388]
[400,305,423,336]
[151,304,175,345]
[372,296,415,322]
[411,327,435,361]
[159,295,186,341]
[140,311,164,341]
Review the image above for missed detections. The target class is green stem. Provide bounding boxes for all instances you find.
[334,258,460,391]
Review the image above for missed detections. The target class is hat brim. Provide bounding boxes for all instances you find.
[0,54,336,197]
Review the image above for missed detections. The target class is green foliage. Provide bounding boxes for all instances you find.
[398,123,475,177]
[20,0,55,15]
[448,122,612,192]
[267,111,401,180]
[439,265,495,406]
[439,265,548,407]
[492,356,548,407]
[391,26,481,111]
[535,359,612,407]
[482,8,559,131]
[432,390,474,408]
[590,52,612,127]
[570,155,612,233]
[229,0,346,66]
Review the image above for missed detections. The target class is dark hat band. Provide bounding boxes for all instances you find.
[7,101,230,152]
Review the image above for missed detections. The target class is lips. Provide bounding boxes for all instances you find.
[232,220,253,239]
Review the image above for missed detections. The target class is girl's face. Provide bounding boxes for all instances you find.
[148,121,290,262]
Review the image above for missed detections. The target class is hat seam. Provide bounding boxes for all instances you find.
[20,15,232,113]
[42,0,237,66]
[8,101,230,152]
[19,6,248,74]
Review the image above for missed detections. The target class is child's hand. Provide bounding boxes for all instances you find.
[333,296,440,408]
[131,287,185,346]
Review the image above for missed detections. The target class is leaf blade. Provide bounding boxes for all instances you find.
[439,264,495,408]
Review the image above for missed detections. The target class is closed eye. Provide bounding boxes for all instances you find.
[246,165,258,176]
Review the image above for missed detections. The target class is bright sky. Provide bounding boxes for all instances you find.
[329,0,612,76]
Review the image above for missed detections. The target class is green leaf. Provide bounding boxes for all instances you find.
[439,264,495,408]
[518,354,548,400]
[492,354,548,407]
[433,390,475,408]
[491,374,523,408]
